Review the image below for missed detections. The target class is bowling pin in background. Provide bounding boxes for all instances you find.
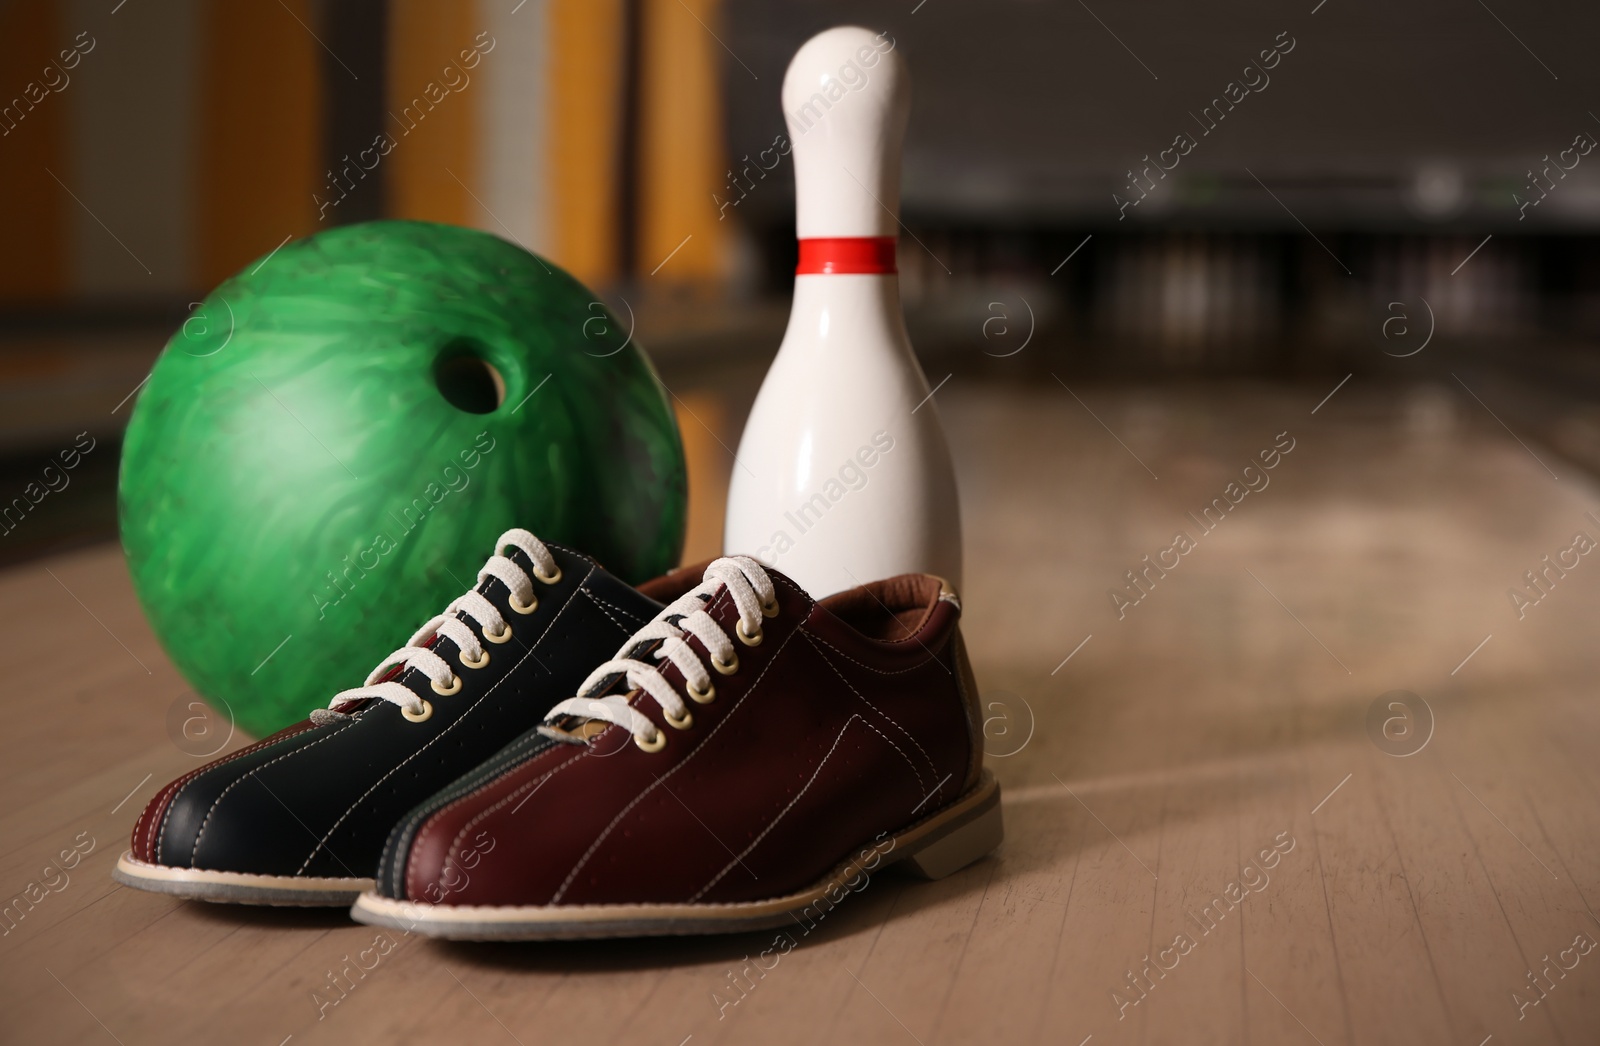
[724,25,962,598]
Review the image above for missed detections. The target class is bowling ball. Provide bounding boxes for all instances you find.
[120,220,685,738]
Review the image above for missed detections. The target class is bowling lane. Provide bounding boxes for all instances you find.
[2,373,1598,1046]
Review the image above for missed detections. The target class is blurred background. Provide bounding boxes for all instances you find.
[3,0,1599,564]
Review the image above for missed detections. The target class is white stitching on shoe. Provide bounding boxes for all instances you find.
[187,721,358,866]
[580,586,652,634]
[687,710,928,902]
[548,590,799,905]
[167,545,580,874]
[295,565,594,875]
[363,778,997,922]
[377,723,554,882]
[803,628,952,676]
[431,744,591,891]
[800,630,940,788]
[149,725,316,866]
[689,714,867,901]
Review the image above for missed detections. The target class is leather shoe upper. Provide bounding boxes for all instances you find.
[129,539,675,881]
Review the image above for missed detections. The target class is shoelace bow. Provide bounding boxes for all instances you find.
[310,528,560,725]
[542,556,778,747]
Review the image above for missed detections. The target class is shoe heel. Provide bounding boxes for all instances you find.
[901,799,1004,880]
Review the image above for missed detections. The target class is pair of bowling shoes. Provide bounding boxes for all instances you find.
[115,529,1002,939]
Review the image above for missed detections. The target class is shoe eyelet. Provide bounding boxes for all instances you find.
[761,599,780,619]
[508,591,537,615]
[664,706,694,730]
[461,648,489,670]
[402,700,434,723]
[484,622,513,644]
[736,619,764,647]
[634,729,666,753]
[686,679,715,704]
[535,563,563,585]
[431,674,462,696]
[711,650,740,676]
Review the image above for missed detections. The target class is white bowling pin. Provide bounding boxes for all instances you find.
[724,25,962,598]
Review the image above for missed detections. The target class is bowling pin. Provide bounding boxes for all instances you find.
[724,25,962,598]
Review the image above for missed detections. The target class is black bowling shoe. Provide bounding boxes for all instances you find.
[114,529,682,906]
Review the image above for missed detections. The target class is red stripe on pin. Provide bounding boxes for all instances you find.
[796,236,897,275]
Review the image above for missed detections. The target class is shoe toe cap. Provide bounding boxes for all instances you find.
[129,754,311,874]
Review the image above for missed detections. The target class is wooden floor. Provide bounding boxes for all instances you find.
[4,374,1600,1045]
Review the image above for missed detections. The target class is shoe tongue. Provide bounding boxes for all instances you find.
[331,641,430,715]
[542,717,610,744]
[539,591,714,744]
[319,570,490,721]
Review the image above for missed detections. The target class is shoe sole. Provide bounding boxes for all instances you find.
[113,851,372,907]
[350,769,1003,940]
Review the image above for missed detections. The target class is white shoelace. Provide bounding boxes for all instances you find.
[542,556,777,747]
[310,529,560,724]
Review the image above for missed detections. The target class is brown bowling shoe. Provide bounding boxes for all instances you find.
[351,556,1002,939]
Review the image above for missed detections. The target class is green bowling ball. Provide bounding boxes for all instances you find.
[120,220,685,738]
